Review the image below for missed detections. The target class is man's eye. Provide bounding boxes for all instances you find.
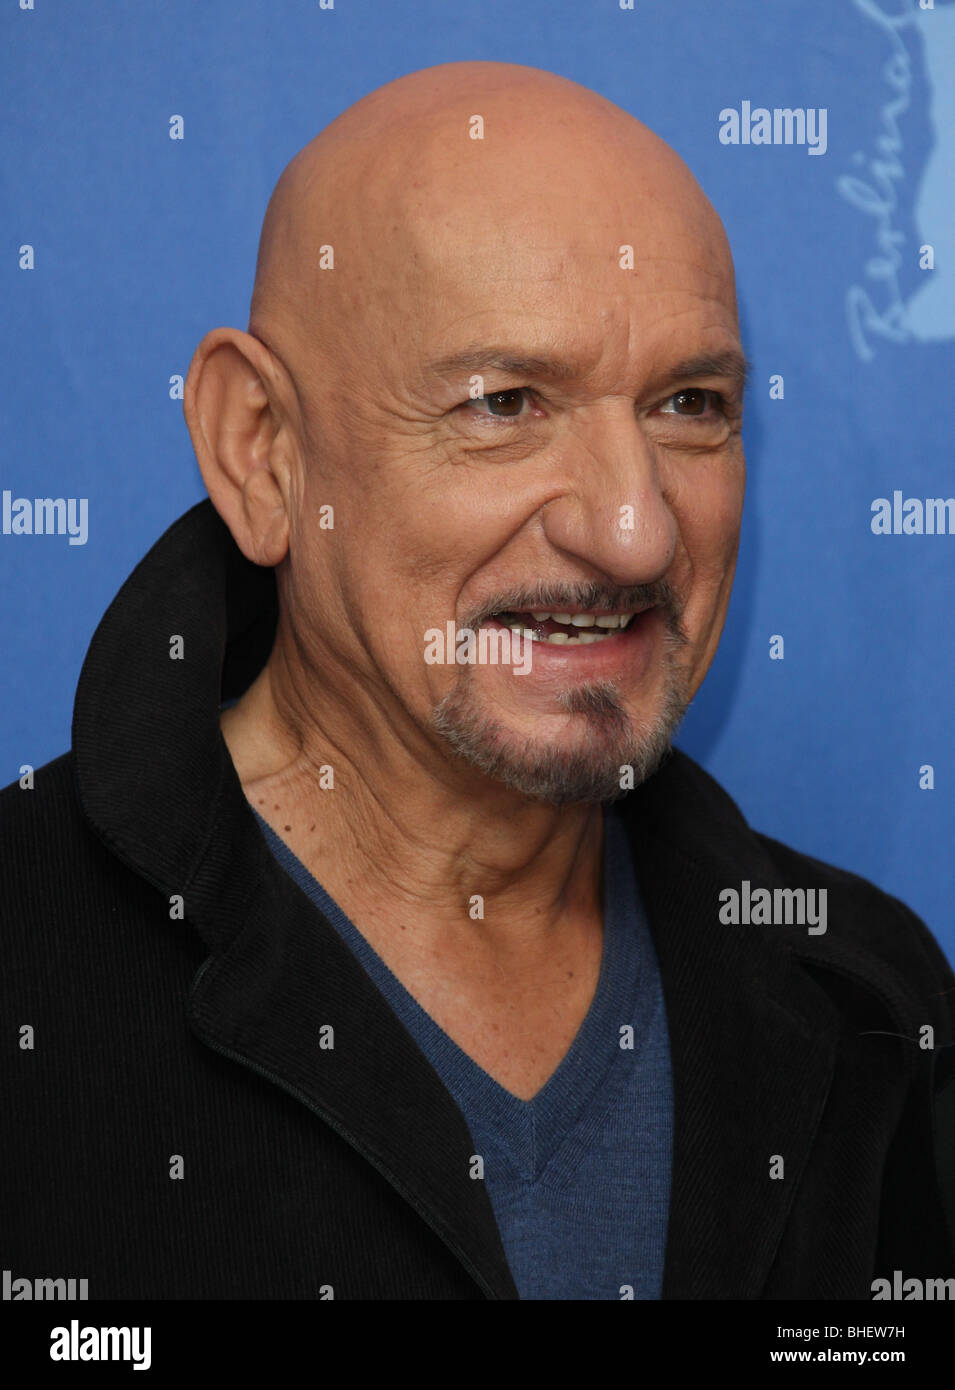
[467,388,531,418]
[658,388,725,417]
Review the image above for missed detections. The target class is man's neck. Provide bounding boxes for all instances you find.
[220,662,606,957]
[221,661,612,1099]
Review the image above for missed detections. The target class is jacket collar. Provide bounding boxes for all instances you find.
[71,499,913,1299]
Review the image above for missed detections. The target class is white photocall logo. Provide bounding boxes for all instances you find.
[839,0,955,359]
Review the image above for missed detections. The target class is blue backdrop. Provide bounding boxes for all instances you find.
[3,0,953,961]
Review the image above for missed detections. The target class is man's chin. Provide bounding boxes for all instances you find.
[431,682,686,806]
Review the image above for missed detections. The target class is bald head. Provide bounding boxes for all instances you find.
[248,61,737,382]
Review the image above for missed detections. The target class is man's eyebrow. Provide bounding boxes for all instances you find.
[424,347,584,381]
[663,350,751,390]
[424,346,751,390]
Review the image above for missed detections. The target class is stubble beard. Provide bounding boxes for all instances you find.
[431,619,693,806]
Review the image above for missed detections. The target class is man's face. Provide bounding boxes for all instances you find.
[279,139,745,805]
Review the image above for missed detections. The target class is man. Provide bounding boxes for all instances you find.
[2,61,953,1301]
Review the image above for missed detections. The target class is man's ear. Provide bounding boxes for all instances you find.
[183,326,294,566]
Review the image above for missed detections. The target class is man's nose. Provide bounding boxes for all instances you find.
[538,406,678,585]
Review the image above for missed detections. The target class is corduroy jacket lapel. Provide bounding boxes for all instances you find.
[624,806,840,1298]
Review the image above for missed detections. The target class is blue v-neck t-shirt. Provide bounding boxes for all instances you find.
[254,803,673,1300]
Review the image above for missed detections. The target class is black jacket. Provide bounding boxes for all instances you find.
[2,499,954,1300]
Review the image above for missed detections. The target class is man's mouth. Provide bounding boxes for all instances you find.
[484,607,649,646]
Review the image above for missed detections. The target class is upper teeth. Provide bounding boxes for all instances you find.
[493,610,640,645]
[529,612,634,629]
